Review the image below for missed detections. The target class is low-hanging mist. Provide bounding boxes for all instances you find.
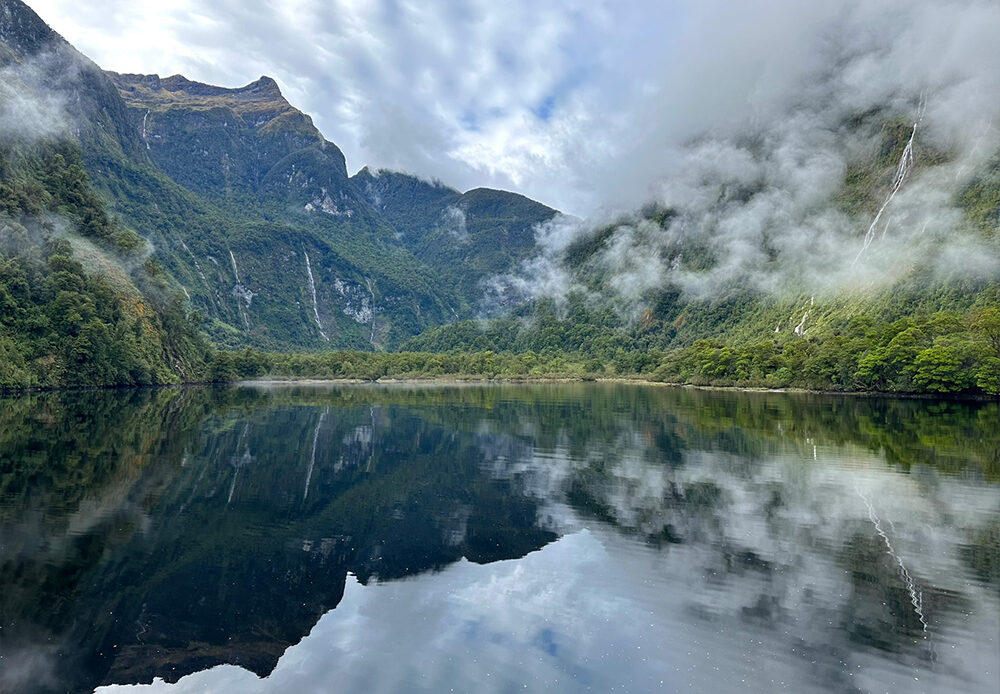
[490,0,1000,316]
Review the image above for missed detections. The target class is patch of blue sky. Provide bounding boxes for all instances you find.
[532,63,589,122]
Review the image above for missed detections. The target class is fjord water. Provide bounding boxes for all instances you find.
[1,385,997,694]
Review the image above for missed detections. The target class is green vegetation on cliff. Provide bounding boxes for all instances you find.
[0,142,210,388]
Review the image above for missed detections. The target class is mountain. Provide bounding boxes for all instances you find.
[95,70,453,350]
[0,0,559,364]
[352,167,559,311]
[98,66,561,350]
[0,1,210,387]
[403,103,1000,394]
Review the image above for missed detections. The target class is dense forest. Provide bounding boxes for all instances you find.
[211,303,1000,397]
[0,141,210,387]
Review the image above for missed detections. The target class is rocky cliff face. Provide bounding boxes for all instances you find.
[108,72,350,202]
[352,167,559,311]
[0,0,560,352]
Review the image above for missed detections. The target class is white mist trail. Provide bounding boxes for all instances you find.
[955,118,995,182]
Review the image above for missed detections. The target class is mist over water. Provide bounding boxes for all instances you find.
[1,384,997,694]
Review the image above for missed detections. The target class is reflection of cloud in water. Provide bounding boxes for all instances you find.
[99,532,825,694]
[98,442,1000,694]
[482,434,1000,692]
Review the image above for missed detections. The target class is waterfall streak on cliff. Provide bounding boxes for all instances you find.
[229,250,241,284]
[304,252,329,341]
[853,98,925,266]
[794,311,809,335]
[141,109,150,149]
[365,279,376,345]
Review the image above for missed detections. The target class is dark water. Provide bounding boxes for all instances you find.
[1,384,998,694]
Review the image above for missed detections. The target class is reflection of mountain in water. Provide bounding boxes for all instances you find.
[0,387,556,694]
[0,385,997,694]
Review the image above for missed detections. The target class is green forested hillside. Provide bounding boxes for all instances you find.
[0,141,210,388]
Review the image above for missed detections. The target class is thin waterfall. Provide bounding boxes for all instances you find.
[228,249,253,331]
[304,252,330,341]
[141,109,151,149]
[853,97,926,266]
[794,311,809,336]
[365,278,376,345]
[229,250,241,284]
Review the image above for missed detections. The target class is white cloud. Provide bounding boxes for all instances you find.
[23,0,684,215]
[21,0,1000,274]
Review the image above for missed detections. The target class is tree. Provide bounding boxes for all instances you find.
[970,307,1000,359]
[976,357,1000,398]
[910,346,972,393]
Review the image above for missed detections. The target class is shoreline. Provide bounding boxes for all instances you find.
[1,376,993,402]
[237,376,997,401]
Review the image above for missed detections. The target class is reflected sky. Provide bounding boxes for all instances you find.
[96,456,1000,694]
[1,384,998,694]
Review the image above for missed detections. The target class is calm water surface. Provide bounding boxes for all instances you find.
[1,384,998,694]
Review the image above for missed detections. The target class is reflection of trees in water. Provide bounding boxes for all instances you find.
[0,384,997,693]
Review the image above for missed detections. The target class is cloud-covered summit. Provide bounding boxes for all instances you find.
[485,0,1000,309]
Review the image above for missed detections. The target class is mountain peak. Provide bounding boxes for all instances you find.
[249,75,281,96]
[106,72,313,142]
[108,72,287,105]
[0,0,65,60]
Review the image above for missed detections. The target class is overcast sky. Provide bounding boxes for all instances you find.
[23,0,1000,221]
[26,0,697,216]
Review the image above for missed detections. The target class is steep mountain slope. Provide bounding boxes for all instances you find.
[352,167,558,311]
[100,66,561,348]
[94,71,460,350]
[3,0,563,358]
[107,72,337,201]
[0,0,210,387]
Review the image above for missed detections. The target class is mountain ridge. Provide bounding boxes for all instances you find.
[0,0,562,356]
